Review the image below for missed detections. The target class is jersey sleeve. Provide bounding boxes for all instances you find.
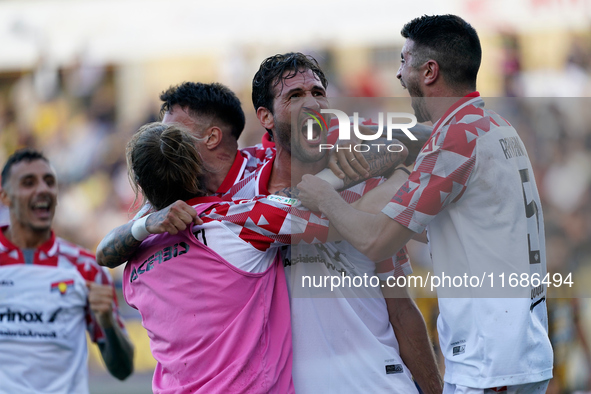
[381,122,477,233]
[375,246,413,281]
[197,196,330,252]
[75,251,126,343]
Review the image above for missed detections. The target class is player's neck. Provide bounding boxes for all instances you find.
[268,147,327,194]
[203,148,237,194]
[426,87,475,124]
[3,223,51,250]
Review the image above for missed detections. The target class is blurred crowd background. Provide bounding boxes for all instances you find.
[0,0,590,393]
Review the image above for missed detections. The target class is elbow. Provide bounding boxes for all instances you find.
[357,236,386,263]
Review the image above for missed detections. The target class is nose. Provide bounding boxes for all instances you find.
[36,180,54,196]
[303,92,322,109]
[396,65,402,80]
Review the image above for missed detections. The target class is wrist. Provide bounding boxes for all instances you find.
[131,213,152,241]
[317,188,339,214]
[394,166,411,176]
[97,311,115,329]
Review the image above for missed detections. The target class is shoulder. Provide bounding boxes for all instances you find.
[56,238,109,283]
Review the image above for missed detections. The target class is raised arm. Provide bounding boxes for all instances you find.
[327,123,432,181]
[96,201,202,268]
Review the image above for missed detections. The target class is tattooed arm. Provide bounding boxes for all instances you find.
[328,123,432,181]
[96,200,201,268]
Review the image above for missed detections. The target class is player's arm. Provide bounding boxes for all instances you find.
[297,174,415,262]
[351,166,427,243]
[328,123,431,181]
[322,138,409,187]
[87,281,134,380]
[96,201,202,268]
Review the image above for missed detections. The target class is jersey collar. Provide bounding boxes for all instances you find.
[185,196,224,206]
[261,132,275,149]
[432,91,481,133]
[215,151,247,195]
[255,154,275,196]
[0,226,58,266]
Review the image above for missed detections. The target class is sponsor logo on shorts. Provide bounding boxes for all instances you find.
[0,280,14,287]
[385,364,403,374]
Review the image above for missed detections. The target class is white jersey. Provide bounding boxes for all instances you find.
[0,229,124,394]
[285,241,417,394]
[382,93,553,388]
[246,159,418,393]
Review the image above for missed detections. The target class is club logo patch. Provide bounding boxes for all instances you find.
[50,279,74,295]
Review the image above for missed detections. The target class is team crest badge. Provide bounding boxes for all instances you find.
[50,279,75,295]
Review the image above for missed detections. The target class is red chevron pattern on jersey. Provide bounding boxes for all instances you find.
[195,197,330,252]
[386,94,509,233]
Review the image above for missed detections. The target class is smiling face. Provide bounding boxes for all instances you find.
[270,68,330,163]
[0,159,58,234]
[397,39,430,123]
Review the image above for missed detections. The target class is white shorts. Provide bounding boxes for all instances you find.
[443,380,550,394]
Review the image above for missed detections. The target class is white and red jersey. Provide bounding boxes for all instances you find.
[382,93,553,387]
[0,228,125,394]
[234,156,417,393]
[123,195,330,394]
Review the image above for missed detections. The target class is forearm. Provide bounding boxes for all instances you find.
[97,316,134,380]
[364,123,432,165]
[317,191,383,256]
[341,138,408,188]
[384,294,442,394]
[352,167,410,214]
[96,223,141,268]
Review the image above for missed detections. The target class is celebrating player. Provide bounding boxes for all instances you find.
[122,122,337,393]
[297,15,553,394]
[249,52,442,394]
[0,149,134,394]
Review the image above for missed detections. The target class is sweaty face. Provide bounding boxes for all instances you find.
[271,69,329,163]
[1,160,58,233]
[397,39,430,123]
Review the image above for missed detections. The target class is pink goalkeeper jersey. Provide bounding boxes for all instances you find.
[123,196,330,394]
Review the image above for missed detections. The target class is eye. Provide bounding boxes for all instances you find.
[21,178,35,187]
[45,177,56,187]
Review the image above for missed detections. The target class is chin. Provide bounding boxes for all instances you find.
[30,222,52,232]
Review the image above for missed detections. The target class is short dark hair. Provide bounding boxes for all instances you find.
[252,52,328,134]
[160,82,245,141]
[1,149,49,188]
[126,122,208,211]
[401,14,481,90]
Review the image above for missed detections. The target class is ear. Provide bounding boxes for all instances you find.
[203,126,223,150]
[423,60,439,86]
[0,187,10,207]
[256,107,274,131]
